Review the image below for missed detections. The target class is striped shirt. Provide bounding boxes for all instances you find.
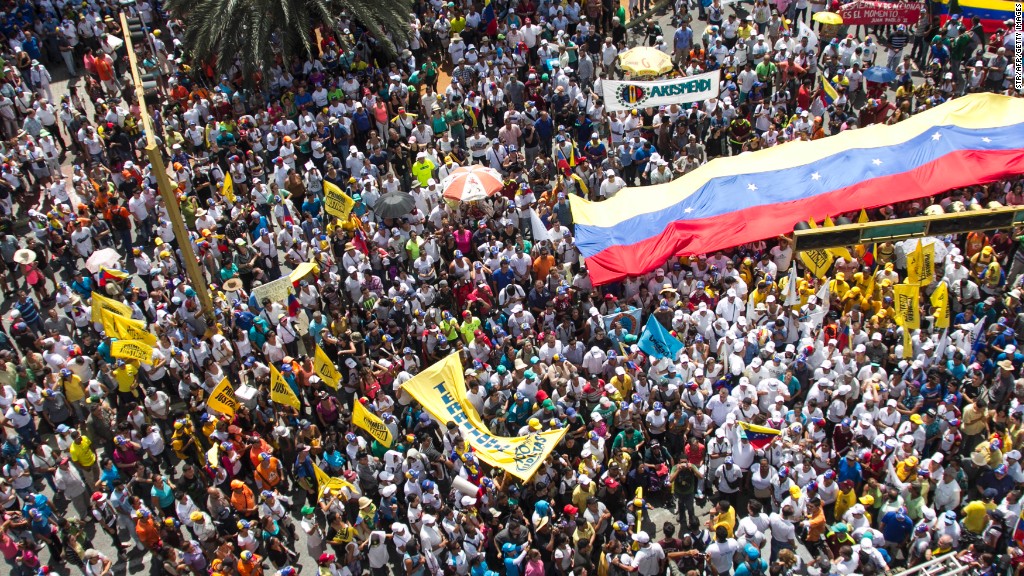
[15,297,40,326]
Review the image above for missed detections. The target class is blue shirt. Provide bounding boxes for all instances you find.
[837,458,862,485]
[880,511,914,543]
[674,27,693,51]
[15,297,41,325]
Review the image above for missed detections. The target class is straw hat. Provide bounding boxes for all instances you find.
[13,249,35,264]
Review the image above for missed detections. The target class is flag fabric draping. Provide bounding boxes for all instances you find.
[568,94,1024,285]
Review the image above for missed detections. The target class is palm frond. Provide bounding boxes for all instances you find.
[166,0,413,80]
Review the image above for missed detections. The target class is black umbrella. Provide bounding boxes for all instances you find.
[373,191,415,219]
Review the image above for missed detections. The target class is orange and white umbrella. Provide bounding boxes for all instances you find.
[441,165,504,202]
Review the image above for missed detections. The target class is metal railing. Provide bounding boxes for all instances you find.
[890,553,972,576]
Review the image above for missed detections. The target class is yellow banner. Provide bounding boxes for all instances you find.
[931,281,951,329]
[314,345,341,390]
[313,462,360,498]
[105,309,157,346]
[208,377,238,417]
[323,181,355,220]
[352,401,393,447]
[903,326,914,359]
[906,240,935,285]
[111,339,154,365]
[91,292,133,325]
[400,353,567,481]
[800,249,834,279]
[270,364,301,410]
[893,283,921,329]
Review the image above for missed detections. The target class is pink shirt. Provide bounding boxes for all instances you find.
[524,558,546,576]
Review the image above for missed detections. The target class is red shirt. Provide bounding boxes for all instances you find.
[684,443,706,465]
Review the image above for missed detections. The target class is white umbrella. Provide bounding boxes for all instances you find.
[894,237,949,270]
[85,247,123,274]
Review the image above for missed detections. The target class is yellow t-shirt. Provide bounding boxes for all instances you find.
[610,375,633,399]
[61,375,85,403]
[70,436,97,467]
[713,506,736,537]
[962,500,995,534]
[113,364,139,393]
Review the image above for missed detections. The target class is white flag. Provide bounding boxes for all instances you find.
[529,209,556,243]
[783,266,800,307]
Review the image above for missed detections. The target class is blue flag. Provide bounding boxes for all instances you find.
[602,307,642,334]
[637,315,683,359]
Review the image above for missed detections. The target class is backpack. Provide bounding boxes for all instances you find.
[745,560,767,576]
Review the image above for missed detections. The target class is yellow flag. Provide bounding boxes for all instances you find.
[906,240,935,285]
[323,180,355,220]
[222,173,236,203]
[313,462,360,498]
[893,283,921,329]
[352,401,393,447]
[856,209,870,224]
[919,241,935,284]
[931,281,951,329]
[91,292,133,325]
[270,365,301,410]
[313,345,341,389]
[823,216,854,260]
[208,377,238,417]
[902,327,914,359]
[111,339,154,365]
[799,249,834,279]
[207,443,220,466]
[104,309,157,346]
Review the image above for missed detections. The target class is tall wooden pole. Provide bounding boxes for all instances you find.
[120,13,215,324]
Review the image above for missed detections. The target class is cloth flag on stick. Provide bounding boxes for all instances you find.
[637,314,683,359]
[222,173,236,203]
[738,421,782,449]
[352,401,394,448]
[270,365,301,410]
[783,266,800,307]
[208,377,238,417]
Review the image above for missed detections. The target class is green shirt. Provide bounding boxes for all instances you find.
[432,115,449,135]
[613,429,643,451]
[405,238,421,260]
[445,108,466,136]
[755,62,777,82]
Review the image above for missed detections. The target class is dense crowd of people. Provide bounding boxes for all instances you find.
[0,0,1021,576]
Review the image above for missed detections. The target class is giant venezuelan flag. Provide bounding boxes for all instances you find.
[570,94,1024,285]
[930,0,1017,32]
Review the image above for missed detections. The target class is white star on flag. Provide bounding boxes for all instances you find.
[811,172,822,181]
[747,183,758,191]
[982,137,992,143]
[932,133,942,141]
[684,207,694,213]
[872,159,883,166]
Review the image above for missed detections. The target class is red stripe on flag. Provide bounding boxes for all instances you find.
[583,149,1024,285]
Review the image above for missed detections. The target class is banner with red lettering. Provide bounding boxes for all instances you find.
[838,1,925,24]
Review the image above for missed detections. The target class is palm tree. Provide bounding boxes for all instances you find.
[165,0,412,79]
